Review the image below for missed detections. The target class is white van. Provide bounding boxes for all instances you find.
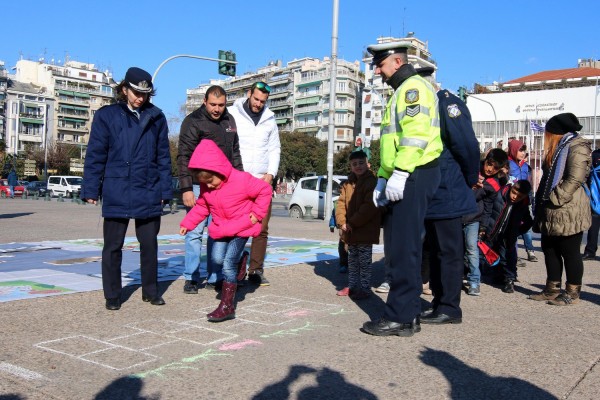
[47,175,83,198]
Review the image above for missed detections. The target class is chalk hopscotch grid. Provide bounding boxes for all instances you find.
[35,335,158,371]
[33,295,341,371]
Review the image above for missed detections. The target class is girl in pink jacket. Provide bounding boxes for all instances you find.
[180,139,272,322]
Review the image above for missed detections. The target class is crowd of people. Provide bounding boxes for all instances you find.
[82,49,594,332]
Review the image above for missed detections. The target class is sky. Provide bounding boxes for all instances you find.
[3,0,599,133]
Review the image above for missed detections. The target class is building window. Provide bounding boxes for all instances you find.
[366,128,371,136]
[366,111,371,118]
[79,72,87,78]
[364,94,371,104]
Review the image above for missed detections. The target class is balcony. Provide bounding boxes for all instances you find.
[295,105,322,115]
[17,133,43,143]
[55,83,102,96]
[58,123,89,133]
[57,106,89,120]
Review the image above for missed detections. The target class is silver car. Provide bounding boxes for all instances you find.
[288,175,347,219]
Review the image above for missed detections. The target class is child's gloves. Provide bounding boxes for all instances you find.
[385,170,409,202]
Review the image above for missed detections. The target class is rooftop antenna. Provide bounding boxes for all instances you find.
[402,7,407,37]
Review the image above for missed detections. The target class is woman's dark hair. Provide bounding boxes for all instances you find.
[115,80,156,103]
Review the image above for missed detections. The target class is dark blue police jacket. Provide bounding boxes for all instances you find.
[82,102,172,219]
[426,90,480,220]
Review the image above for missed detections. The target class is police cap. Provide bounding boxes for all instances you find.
[367,41,411,66]
[124,67,153,93]
[416,66,436,77]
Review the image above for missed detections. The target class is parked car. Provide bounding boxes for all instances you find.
[25,181,48,197]
[0,179,25,198]
[288,175,347,219]
[47,175,82,198]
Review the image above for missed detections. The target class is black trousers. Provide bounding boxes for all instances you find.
[584,214,600,255]
[102,216,161,300]
[383,164,440,323]
[541,232,584,285]
[425,217,464,318]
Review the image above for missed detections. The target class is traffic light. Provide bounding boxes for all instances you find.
[458,86,468,103]
[218,50,236,77]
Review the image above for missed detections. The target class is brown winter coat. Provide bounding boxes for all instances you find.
[534,136,592,236]
[335,171,381,245]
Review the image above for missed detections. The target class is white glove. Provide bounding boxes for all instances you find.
[373,178,388,207]
[385,170,410,202]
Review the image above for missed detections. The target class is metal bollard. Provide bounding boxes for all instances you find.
[23,191,28,200]
[170,198,178,214]
[57,194,64,202]
[34,192,39,200]
[44,192,51,201]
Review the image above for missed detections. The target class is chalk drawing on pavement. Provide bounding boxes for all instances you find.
[33,295,338,373]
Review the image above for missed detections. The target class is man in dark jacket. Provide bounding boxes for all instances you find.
[82,67,172,311]
[418,67,480,324]
[7,169,18,199]
[177,85,243,294]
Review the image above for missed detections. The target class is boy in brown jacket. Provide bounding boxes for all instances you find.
[335,150,381,300]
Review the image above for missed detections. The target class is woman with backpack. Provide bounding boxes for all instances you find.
[531,113,591,306]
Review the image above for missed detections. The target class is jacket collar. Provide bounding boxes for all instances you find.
[387,64,417,90]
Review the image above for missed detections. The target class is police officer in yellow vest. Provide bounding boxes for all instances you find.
[362,42,443,337]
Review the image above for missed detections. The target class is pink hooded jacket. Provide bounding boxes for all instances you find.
[180,139,272,239]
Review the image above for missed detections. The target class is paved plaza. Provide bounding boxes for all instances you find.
[1,198,599,399]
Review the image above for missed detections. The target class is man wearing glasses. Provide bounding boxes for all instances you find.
[229,81,281,286]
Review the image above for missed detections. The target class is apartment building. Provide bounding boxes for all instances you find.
[361,34,436,144]
[9,59,115,156]
[186,57,363,151]
[4,79,53,156]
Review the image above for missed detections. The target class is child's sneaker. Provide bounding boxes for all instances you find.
[336,287,350,296]
[375,282,390,293]
[349,289,371,300]
[339,265,348,273]
[467,285,480,296]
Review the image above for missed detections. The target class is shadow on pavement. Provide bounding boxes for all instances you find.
[0,395,26,400]
[94,376,159,400]
[250,365,377,400]
[311,258,388,321]
[419,347,557,399]
[0,212,33,219]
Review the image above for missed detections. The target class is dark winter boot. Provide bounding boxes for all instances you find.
[207,282,237,322]
[237,251,249,282]
[528,280,561,301]
[547,283,581,306]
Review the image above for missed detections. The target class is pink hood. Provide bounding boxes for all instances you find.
[180,139,272,239]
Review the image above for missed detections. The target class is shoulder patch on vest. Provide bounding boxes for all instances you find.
[447,104,461,118]
[406,104,421,117]
[405,89,419,104]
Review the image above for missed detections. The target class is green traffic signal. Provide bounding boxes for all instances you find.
[218,50,236,77]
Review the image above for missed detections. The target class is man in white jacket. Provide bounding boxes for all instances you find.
[229,81,281,286]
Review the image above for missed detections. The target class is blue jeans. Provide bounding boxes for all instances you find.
[183,185,219,283]
[211,236,249,283]
[521,229,534,252]
[463,221,480,287]
[9,185,15,198]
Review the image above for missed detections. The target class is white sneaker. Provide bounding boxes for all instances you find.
[375,282,390,293]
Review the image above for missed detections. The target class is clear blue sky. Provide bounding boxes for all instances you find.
[3,0,598,133]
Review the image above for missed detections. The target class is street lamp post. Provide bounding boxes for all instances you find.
[468,94,498,147]
[325,0,339,223]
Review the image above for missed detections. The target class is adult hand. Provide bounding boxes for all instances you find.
[86,199,97,205]
[262,174,274,185]
[373,178,387,207]
[183,191,196,208]
[385,170,409,202]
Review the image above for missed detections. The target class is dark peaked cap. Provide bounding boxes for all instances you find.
[367,41,411,65]
[416,66,436,77]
